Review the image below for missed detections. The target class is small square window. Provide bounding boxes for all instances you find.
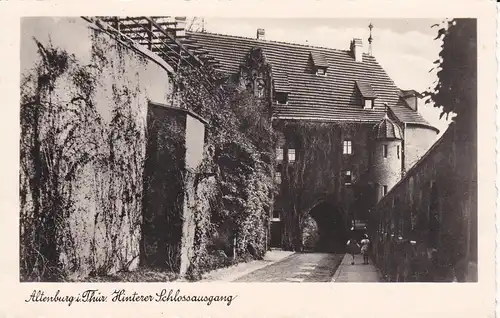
[288,149,296,163]
[316,68,327,76]
[275,171,282,184]
[275,92,289,105]
[344,170,352,185]
[276,148,284,161]
[343,140,353,155]
[383,144,388,158]
[272,210,280,221]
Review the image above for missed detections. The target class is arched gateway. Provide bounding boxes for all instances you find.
[305,201,349,253]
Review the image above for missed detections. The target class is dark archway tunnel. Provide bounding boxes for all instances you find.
[306,202,348,253]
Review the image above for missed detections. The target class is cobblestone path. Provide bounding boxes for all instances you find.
[234,253,344,282]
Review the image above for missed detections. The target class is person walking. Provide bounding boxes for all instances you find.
[346,238,359,265]
[360,234,371,265]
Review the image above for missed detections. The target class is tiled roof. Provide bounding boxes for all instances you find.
[372,115,404,140]
[274,72,291,93]
[391,99,434,127]
[187,32,435,127]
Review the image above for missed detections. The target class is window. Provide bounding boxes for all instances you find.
[316,67,327,76]
[383,144,388,158]
[343,140,353,155]
[275,92,289,105]
[275,171,282,184]
[272,210,280,221]
[397,145,400,159]
[276,148,284,161]
[364,99,373,109]
[288,149,296,163]
[344,170,352,185]
[383,185,388,196]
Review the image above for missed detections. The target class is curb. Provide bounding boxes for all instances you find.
[331,254,348,282]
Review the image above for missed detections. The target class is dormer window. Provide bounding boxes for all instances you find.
[310,51,328,76]
[364,98,374,109]
[275,92,289,105]
[316,67,327,76]
[356,80,377,109]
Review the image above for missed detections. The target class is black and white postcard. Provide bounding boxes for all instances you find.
[1,1,497,317]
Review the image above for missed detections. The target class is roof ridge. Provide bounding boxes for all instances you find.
[188,30,374,56]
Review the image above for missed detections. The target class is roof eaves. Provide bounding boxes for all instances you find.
[399,89,422,98]
[272,116,381,123]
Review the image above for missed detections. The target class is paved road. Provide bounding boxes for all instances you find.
[234,253,344,282]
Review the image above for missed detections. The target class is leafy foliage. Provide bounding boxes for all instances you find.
[20,27,278,281]
[174,63,279,278]
[424,19,477,122]
[277,121,357,250]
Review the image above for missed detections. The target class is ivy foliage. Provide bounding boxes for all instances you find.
[173,64,279,279]
[20,32,150,281]
[277,121,358,251]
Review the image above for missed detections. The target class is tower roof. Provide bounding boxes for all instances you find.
[372,114,403,140]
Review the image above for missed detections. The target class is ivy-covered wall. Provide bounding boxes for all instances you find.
[20,18,280,282]
[20,17,173,281]
[173,65,278,279]
[274,121,375,251]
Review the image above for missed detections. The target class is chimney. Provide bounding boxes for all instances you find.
[257,28,265,40]
[400,90,420,111]
[350,38,363,62]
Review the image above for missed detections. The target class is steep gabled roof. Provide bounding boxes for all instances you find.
[188,31,434,127]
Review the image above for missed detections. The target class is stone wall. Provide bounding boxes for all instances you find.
[370,122,477,282]
[19,17,173,280]
[180,112,207,275]
[142,103,207,275]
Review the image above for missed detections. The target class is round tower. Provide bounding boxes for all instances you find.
[371,112,404,203]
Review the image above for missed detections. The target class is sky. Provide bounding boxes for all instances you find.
[189,18,451,136]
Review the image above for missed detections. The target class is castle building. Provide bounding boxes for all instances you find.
[188,28,439,250]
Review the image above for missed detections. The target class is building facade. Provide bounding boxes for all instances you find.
[188,29,439,250]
